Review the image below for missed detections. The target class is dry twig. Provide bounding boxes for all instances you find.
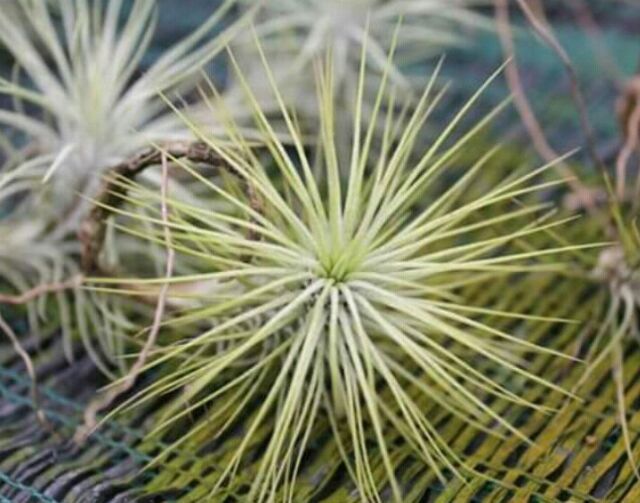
[0,275,83,439]
[0,312,60,439]
[74,152,175,444]
[494,0,598,211]
[78,141,248,274]
[516,0,604,172]
[71,140,264,444]
[0,275,84,305]
[616,77,640,202]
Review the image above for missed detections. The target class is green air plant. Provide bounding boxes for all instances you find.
[540,77,640,480]
[0,0,252,374]
[90,43,599,501]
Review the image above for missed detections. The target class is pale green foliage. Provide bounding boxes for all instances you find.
[236,0,490,109]
[0,170,140,376]
[91,40,602,501]
[0,0,249,375]
[0,0,244,237]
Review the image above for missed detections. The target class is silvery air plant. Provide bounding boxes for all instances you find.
[0,0,249,236]
[93,38,599,502]
[234,0,490,115]
[0,0,248,372]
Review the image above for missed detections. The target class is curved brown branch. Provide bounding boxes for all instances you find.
[515,0,604,173]
[0,275,83,440]
[73,141,265,442]
[494,0,598,211]
[75,152,176,445]
[0,275,84,305]
[78,141,260,274]
[0,312,60,440]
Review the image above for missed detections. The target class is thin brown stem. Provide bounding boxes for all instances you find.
[0,312,60,439]
[616,101,640,201]
[79,140,241,274]
[515,0,604,173]
[495,0,556,163]
[74,152,175,444]
[0,275,83,305]
[494,0,597,211]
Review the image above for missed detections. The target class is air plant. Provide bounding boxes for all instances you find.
[234,0,490,115]
[574,186,640,478]
[0,0,247,237]
[555,73,640,479]
[0,163,144,377]
[490,0,640,483]
[0,0,252,373]
[88,36,602,501]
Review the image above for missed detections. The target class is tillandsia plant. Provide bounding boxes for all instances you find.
[0,0,253,373]
[89,38,601,501]
[233,0,490,115]
[576,185,640,477]
[0,0,247,237]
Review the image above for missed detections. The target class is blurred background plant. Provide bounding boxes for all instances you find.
[0,0,251,377]
[230,0,491,121]
[0,0,245,235]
